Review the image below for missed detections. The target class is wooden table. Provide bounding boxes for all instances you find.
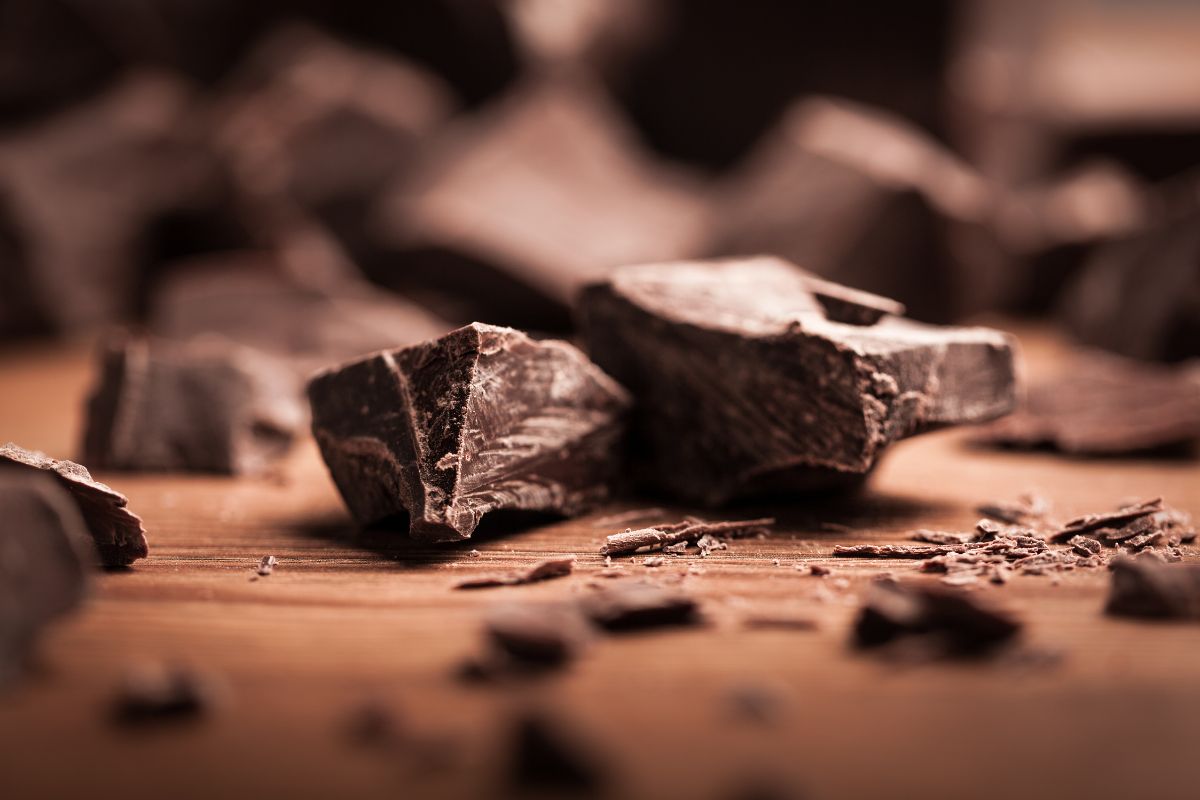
[2,327,1198,800]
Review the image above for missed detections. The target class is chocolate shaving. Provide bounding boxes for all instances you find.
[601,517,774,556]
[257,556,277,576]
[455,557,575,590]
[1050,498,1163,543]
[834,543,962,560]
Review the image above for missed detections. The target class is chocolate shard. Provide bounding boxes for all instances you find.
[1106,556,1200,620]
[853,579,1021,656]
[1049,499,1164,544]
[81,336,304,475]
[974,352,1200,455]
[455,557,576,590]
[710,97,992,322]
[367,76,710,331]
[600,517,774,556]
[0,472,92,685]
[578,256,1017,505]
[0,444,148,567]
[308,323,630,541]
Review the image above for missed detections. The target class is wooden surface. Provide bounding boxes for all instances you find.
[2,328,1199,800]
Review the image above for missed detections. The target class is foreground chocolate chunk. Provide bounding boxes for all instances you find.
[308,323,630,541]
[508,713,604,794]
[711,97,991,322]
[854,580,1021,657]
[1106,556,1200,620]
[82,336,303,475]
[368,77,710,331]
[975,352,1200,455]
[0,473,92,685]
[0,444,148,567]
[579,257,1017,505]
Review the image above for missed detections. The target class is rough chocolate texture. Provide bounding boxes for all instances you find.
[308,323,630,542]
[368,77,710,331]
[975,352,1200,455]
[1106,556,1200,620]
[82,336,303,475]
[0,444,148,567]
[0,472,92,685]
[578,257,1017,505]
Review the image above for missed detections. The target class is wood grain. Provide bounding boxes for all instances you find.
[1,328,1198,800]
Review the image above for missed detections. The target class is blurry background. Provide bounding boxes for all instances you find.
[1,0,1198,360]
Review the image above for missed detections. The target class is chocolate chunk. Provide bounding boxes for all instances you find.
[308,323,630,542]
[580,257,1016,504]
[455,557,575,590]
[508,713,603,794]
[909,530,976,546]
[484,603,593,667]
[601,517,774,556]
[711,98,991,322]
[580,582,700,632]
[0,444,148,567]
[854,580,1022,656]
[975,352,1200,455]
[1106,556,1200,620]
[1068,536,1103,557]
[81,336,303,475]
[149,253,450,372]
[0,473,92,685]
[368,77,710,331]
[112,664,218,726]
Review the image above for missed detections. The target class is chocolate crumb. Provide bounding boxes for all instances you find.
[807,564,832,577]
[257,555,277,576]
[601,517,774,556]
[580,582,701,632]
[643,556,666,568]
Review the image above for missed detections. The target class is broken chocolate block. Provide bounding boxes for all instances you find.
[308,323,630,541]
[1049,499,1164,544]
[149,252,450,372]
[975,351,1200,455]
[367,77,710,331]
[710,97,992,322]
[1106,556,1200,620]
[0,472,92,685]
[579,256,1017,505]
[82,336,304,475]
[854,580,1021,656]
[0,444,148,567]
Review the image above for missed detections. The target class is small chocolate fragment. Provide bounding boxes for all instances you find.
[910,530,976,546]
[369,77,710,331]
[579,257,1016,505]
[975,352,1200,455]
[309,323,630,542]
[257,556,277,577]
[82,336,303,476]
[1049,499,1164,544]
[835,544,961,560]
[455,557,575,590]
[0,444,148,567]
[1106,556,1200,620]
[112,664,217,726]
[508,713,603,794]
[580,582,700,632]
[484,603,593,667]
[601,517,774,556]
[854,580,1021,656]
[0,473,92,685]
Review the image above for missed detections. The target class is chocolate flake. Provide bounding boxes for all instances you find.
[579,257,1016,504]
[601,517,774,556]
[309,323,630,542]
[0,443,148,567]
[455,557,575,590]
[834,544,962,560]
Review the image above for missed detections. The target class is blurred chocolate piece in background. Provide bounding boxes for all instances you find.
[0,444,148,567]
[580,257,1016,505]
[149,253,450,372]
[0,472,92,687]
[711,97,989,323]
[369,77,710,332]
[854,579,1022,657]
[308,323,630,541]
[976,351,1200,456]
[1106,556,1200,620]
[82,336,304,476]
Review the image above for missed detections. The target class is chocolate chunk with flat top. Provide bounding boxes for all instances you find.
[578,256,1017,505]
[82,336,303,475]
[0,472,92,685]
[0,444,148,567]
[308,323,630,542]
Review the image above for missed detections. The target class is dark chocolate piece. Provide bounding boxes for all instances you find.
[82,336,303,476]
[854,580,1021,656]
[601,517,774,556]
[1106,556,1200,620]
[1049,499,1164,544]
[976,493,1053,529]
[112,664,217,726]
[508,713,603,794]
[484,603,593,667]
[0,444,148,567]
[455,557,575,590]
[368,77,710,331]
[308,323,630,542]
[0,473,92,685]
[580,582,700,632]
[975,353,1200,455]
[579,257,1016,505]
[834,544,961,560]
[710,98,991,322]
